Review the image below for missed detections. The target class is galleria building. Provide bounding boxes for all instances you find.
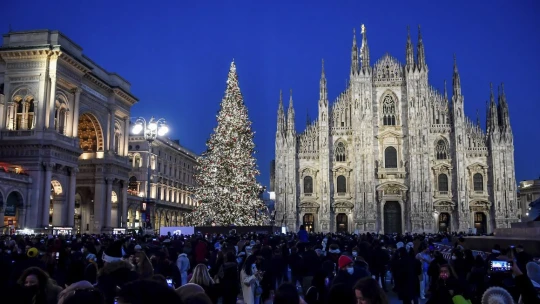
[0,30,197,234]
[274,26,518,234]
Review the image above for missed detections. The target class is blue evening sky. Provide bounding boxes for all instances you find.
[2,0,539,188]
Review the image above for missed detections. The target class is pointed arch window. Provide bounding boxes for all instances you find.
[337,175,347,193]
[303,176,313,194]
[384,146,398,168]
[382,95,396,126]
[438,174,448,192]
[473,173,484,191]
[436,140,448,160]
[335,142,346,162]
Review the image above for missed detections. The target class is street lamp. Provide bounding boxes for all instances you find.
[131,116,169,231]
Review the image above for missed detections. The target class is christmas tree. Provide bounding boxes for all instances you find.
[187,61,269,226]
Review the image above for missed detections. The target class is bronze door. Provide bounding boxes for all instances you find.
[384,201,402,234]
[303,213,315,232]
[474,212,486,234]
[438,212,450,232]
[336,213,348,233]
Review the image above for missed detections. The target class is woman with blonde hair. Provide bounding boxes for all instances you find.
[189,263,219,303]
[134,251,154,280]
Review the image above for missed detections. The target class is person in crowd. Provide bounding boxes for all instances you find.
[394,247,421,304]
[177,249,191,286]
[274,282,305,304]
[467,255,488,303]
[217,251,239,304]
[189,263,219,303]
[328,282,355,304]
[298,225,309,243]
[416,243,433,299]
[373,241,390,292]
[116,279,182,304]
[241,254,263,304]
[354,277,389,304]
[427,264,465,304]
[289,246,304,288]
[516,245,533,277]
[95,240,139,304]
[331,255,356,297]
[450,249,467,280]
[134,251,154,280]
[301,242,321,294]
[427,250,448,293]
[15,266,63,304]
[84,253,98,284]
[57,280,100,304]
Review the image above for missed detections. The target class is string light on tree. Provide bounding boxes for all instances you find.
[187,60,269,226]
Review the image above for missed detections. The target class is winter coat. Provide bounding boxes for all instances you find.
[95,260,139,304]
[194,241,208,264]
[177,253,190,273]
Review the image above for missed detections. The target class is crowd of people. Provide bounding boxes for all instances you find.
[0,226,539,304]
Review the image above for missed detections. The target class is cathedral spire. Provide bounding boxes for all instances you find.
[498,83,511,133]
[416,25,426,70]
[476,109,480,127]
[287,89,295,134]
[360,24,370,71]
[351,28,359,75]
[277,90,286,135]
[320,59,328,106]
[306,108,311,126]
[405,25,415,70]
[487,83,499,134]
[452,54,462,98]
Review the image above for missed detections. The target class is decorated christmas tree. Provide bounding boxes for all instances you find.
[187,61,269,226]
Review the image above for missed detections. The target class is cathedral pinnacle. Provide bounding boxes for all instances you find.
[498,83,511,134]
[416,25,426,69]
[487,83,499,134]
[287,89,295,134]
[360,24,370,70]
[277,90,286,135]
[452,54,461,97]
[351,28,359,75]
[320,59,328,105]
[405,25,415,70]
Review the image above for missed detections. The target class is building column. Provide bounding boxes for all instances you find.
[67,167,78,227]
[71,88,81,137]
[93,179,105,233]
[123,117,129,156]
[121,180,128,228]
[52,196,64,226]
[42,162,55,227]
[47,74,58,129]
[105,178,113,228]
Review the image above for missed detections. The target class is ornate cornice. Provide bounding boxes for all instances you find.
[0,48,57,61]
[59,52,91,74]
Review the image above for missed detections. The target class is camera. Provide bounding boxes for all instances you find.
[166,277,174,288]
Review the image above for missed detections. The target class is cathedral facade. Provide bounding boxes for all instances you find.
[274,26,518,234]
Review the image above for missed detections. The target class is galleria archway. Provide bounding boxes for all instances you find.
[78,113,104,153]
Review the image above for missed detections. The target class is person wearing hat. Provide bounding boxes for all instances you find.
[330,255,356,293]
[95,241,139,304]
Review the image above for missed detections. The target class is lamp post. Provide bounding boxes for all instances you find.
[131,116,169,231]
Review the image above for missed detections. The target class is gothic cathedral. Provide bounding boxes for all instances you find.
[274,26,518,234]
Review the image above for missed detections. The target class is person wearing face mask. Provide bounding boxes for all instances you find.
[15,266,62,304]
[330,255,356,296]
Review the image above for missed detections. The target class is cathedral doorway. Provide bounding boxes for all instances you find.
[384,201,402,234]
[336,213,348,233]
[438,212,451,232]
[474,212,487,234]
[303,213,315,232]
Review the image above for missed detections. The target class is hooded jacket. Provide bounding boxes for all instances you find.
[176,253,190,273]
